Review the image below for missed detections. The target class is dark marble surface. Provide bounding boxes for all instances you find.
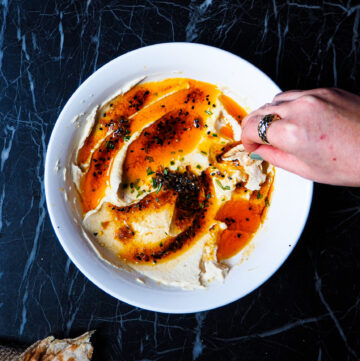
[0,0,360,360]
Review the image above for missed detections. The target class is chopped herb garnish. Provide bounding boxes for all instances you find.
[205,110,213,115]
[136,190,143,198]
[152,177,157,188]
[257,191,262,199]
[180,157,184,162]
[155,92,158,96]
[200,150,207,155]
[164,168,168,175]
[206,193,211,199]
[216,179,230,191]
[156,198,159,202]
[105,141,115,149]
[145,156,154,162]
[146,167,154,175]
[156,182,162,193]
[170,161,175,165]
[123,135,130,142]
[199,202,204,208]
[178,149,183,153]
[196,165,201,169]
[265,198,270,207]
[212,133,218,137]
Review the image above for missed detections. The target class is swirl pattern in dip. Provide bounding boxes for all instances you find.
[71,78,274,289]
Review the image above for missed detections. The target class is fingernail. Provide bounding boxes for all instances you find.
[249,153,263,161]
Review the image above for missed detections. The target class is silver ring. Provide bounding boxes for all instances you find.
[257,114,280,144]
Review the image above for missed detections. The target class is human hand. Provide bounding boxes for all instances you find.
[241,88,360,186]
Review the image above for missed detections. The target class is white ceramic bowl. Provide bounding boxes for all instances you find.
[45,43,313,313]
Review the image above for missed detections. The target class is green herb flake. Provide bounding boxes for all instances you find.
[152,177,157,188]
[265,198,270,207]
[180,157,184,162]
[212,133,218,137]
[123,135,131,142]
[205,110,213,115]
[136,190,143,198]
[146,167,154,175]
[105,141,115,149]
[170,161,175,165]
[156,198,159,202]
[200,150,207,155]
[156,182,162,194]
[206,193,211,199]
[163,168,168,175]
[257,191,262,199]
[196,165,201,169]
[215,179,230,191]
[199,202,204,208]
[155,92,158,96]
[178,149,183,153]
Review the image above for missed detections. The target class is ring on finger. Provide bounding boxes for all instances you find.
[257,113,281,144]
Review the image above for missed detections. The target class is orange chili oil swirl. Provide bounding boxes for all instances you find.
[76,77,274,263]
[107,170,216,263]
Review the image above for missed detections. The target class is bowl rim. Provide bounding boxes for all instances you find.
[45,42,313,313]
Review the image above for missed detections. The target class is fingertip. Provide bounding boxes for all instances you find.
[242,141,260,154]
[253,145,310,179]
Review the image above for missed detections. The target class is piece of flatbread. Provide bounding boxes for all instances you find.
[18,331,94,361]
